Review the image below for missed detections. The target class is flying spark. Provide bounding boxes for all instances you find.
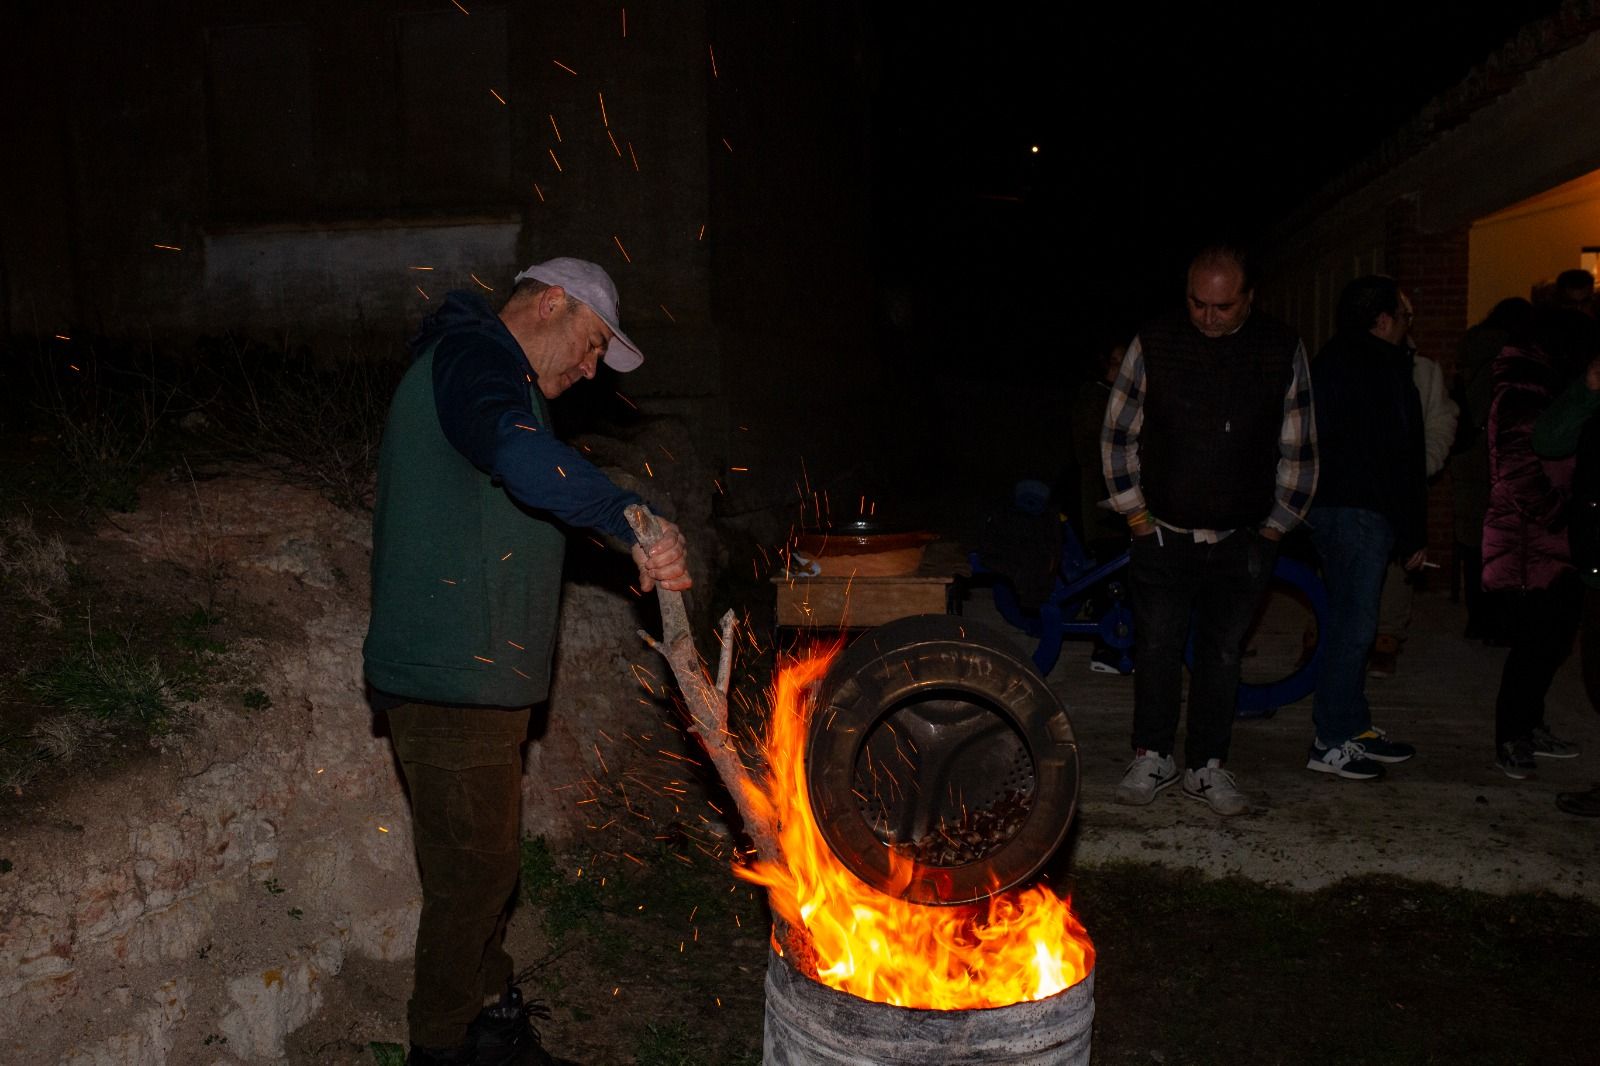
[547,149,563,172]
[708,44,718,77]
[471,273,494,291]
[489,88,506,105]
[416,285,430,300]
[549,114,562,142]
[599,91,610,127]
[612,235,631,263]
[153,243,182,251]
[627,141,639,171]
[553,59,578,76]
[451,0,469,12]
[659,304,675,322]
[607,129,622,156]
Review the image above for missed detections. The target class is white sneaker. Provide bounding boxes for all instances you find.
[1183,759,1249,816]
[1115,749,1178,805]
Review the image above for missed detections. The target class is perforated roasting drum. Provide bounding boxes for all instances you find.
[804,614,1080,906]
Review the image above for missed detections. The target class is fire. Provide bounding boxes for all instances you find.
[735,649,1095,1010]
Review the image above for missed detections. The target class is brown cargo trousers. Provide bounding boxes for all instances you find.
[388,702,531,1050]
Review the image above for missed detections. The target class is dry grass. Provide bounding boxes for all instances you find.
[0,512,69,629]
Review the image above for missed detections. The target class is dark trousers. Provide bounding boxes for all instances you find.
[1494,573,1582,748]
[1584,585,1600,712]
[1129,529,1277,766]
[1458,537,1508,641]
[389,702,530,1050]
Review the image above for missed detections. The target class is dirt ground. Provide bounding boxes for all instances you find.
[5,436,1599,1065]
[279,569,1600,1066]
[279,833,1600,1066]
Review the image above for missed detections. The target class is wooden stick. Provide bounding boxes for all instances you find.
[625,504,777,864]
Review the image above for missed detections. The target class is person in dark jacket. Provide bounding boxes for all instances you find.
[1529,336,1600,809]
[1483,306,1591,780]
[1102,246,1318,815]
[1305,276,1424,781]
[1534,341,1600,814]
[364,258,691,1065]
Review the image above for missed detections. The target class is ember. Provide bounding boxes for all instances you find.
[736,649,1095,1011]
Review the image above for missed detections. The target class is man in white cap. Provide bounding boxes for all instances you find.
[364,258,690,1065]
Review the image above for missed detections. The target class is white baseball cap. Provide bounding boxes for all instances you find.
[513,257,643,371]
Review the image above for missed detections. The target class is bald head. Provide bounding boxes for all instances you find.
[1187,248,1254,338]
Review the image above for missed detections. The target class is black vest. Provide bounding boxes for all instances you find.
[1137,312,1300,530]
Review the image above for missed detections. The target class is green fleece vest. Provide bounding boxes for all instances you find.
[363,343,566,707]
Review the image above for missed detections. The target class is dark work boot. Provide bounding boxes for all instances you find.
[470,985,554,1066]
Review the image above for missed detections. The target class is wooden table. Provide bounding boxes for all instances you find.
[770,541,965,631]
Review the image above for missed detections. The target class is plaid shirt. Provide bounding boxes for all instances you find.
[1100,331,1318,539]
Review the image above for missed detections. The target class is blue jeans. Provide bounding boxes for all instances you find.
[1309,506,1394,746]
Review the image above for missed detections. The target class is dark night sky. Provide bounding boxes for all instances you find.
[867,1,1570,381]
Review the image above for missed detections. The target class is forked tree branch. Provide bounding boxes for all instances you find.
[625,504,776,864]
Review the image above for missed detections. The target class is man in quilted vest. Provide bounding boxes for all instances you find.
[1102,246,1318,816]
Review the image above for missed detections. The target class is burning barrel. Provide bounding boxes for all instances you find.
[763,945,1093,1065]
[745,615,1094,1065]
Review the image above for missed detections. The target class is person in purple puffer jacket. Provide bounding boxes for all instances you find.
[1482,306,1596,779]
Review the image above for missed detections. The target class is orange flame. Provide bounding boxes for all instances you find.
[735,649,1094,1010]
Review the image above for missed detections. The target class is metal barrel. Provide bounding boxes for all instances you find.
[762,947,1094,1066]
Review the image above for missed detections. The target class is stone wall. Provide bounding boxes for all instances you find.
[0,418,717,1063]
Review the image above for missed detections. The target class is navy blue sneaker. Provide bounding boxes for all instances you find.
[1352,727,1415,764]
[1496,740,1537,780]
[1307,740,1384,780]
[1530,725,1579,759]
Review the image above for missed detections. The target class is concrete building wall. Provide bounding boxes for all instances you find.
[3,1,879,517]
